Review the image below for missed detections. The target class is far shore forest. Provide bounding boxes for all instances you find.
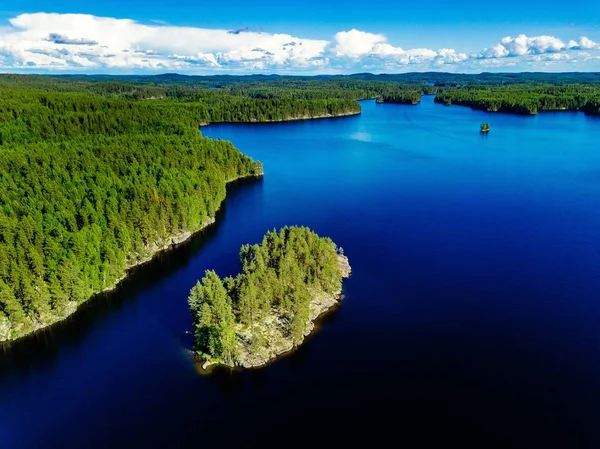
[0,72,599,342]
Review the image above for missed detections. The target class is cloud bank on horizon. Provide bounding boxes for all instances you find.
[1,12,599,73]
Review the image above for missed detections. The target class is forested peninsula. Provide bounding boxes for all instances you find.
[434,85,600,115]
[0,90,265,342]
[188,226,350,369]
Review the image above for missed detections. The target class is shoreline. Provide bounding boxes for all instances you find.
[432,98,600,117]
[248,110,361,122]
[199,254,351,371]
[200,290,341,371]
[200,110,361,128]
[0,172,264,344]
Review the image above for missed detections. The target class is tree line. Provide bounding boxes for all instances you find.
[376,90,422,105]
[0,90,360,148]
[434,85,600,115]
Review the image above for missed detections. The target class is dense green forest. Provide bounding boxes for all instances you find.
[0,78,363,130]
[377,90,422,105]
[0,74,446,120]
[0,81,274,342]
[188,226,347,367]
[434,85,600,115]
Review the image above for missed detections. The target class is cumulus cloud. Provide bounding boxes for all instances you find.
[477,34,600,59]
[0,13,598,72]
[0,13,329,70]
[333,29,388,58]
[331,29,467,67]
[567,36,600,50]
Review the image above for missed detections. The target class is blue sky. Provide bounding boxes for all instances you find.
[1,0,600,73]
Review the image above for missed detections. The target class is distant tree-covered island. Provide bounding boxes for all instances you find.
[376,90,422,105]
[188,226,351,369]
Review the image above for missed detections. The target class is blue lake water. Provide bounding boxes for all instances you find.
[2,97,600,448]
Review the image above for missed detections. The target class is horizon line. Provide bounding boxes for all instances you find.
[3,71,600,77]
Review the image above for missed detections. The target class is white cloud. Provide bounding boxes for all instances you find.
[333,29,388,58]
[331,29,467,67]
[0,13,598,72]
[567,36,600,50]
[477,34,600,59]
[435,48,469,65]
[0,13,329,70]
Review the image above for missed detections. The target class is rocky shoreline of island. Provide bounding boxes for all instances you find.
[208,254,351,370]
[199,110,361,128]
[191,230,351,372]
[250,110,361,122]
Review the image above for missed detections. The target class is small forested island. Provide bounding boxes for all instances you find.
[188,226,351,369]
[376,90,422,105]
[480,123,491,133]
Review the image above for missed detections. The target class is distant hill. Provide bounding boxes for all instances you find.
[44,71,600,86]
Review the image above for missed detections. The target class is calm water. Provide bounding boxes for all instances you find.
[2,97,600,448]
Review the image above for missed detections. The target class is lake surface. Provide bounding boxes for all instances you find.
[2,97,600,448]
